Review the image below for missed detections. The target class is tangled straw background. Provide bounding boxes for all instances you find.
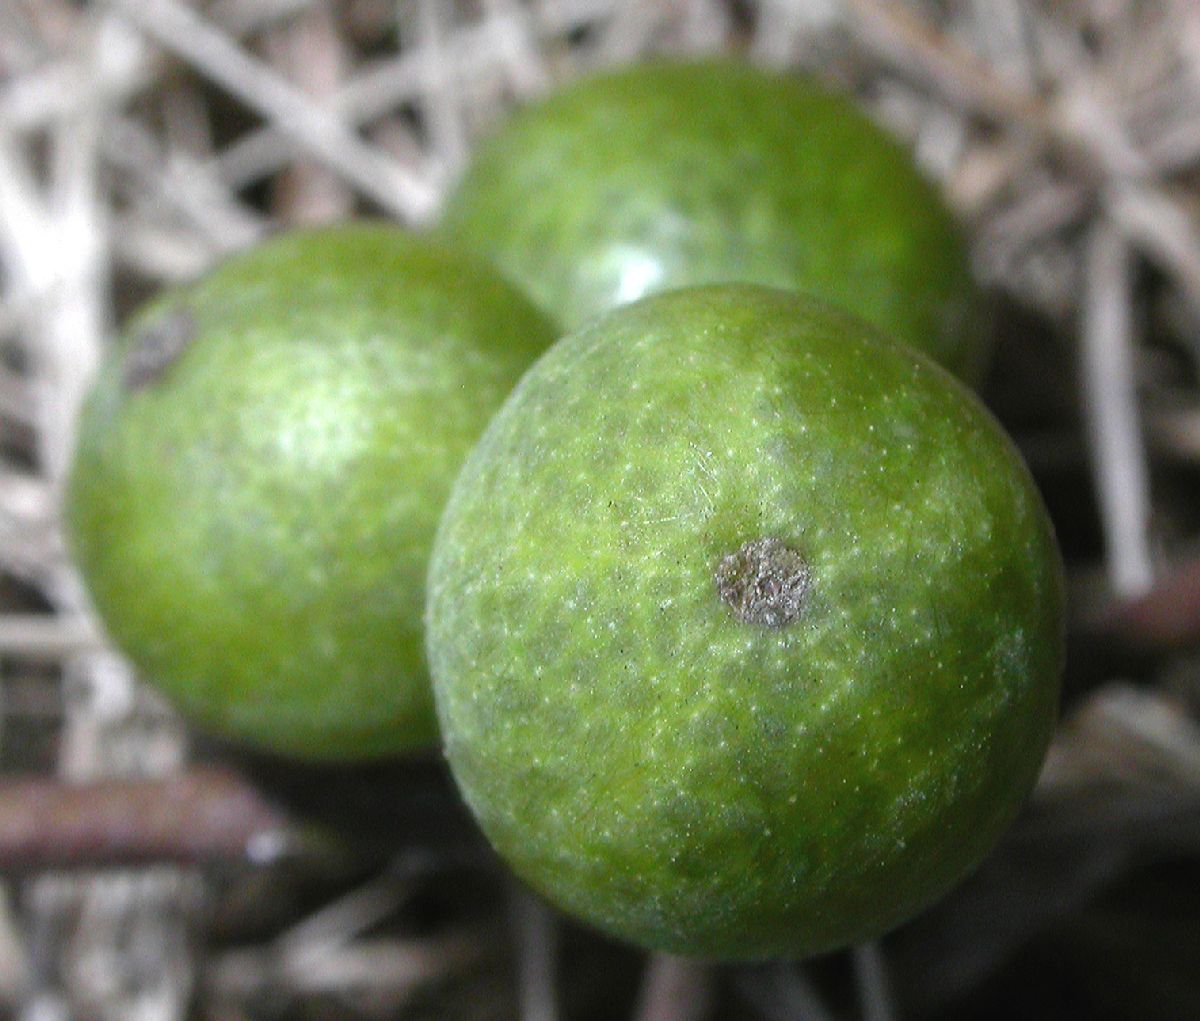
[3,1,1200,1018]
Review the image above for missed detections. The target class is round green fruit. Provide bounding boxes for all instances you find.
[427,286,1063,959]
[439,60,983,378]
[67,224,557,760]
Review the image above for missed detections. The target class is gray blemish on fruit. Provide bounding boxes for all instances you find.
[715,537,810,628]
[123,305,197,391]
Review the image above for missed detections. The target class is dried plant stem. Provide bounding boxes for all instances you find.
[739,963,837,1021]
[274,870,415,963]
[631,954,711,1021]
[109,0,439,222]
[510,887,560,1021]
[212,0,598,189]
[852,942,896,1021]
[208,933,489,997]
[262,2,355,222]
[0,768,294,869]
[844,0,1044,124]
[1105,553,1200,650]
[412,0,469,177]
[0,615,100,657]
[1081,221,1155,597]
[845,0,1200,316]
[105,117,266,252]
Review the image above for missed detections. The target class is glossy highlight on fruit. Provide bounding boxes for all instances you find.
[67,224,557,760]
[440,60,984,378]
[427,286,1064,959]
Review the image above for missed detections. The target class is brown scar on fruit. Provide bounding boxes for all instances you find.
[123,306,197,391]
[716,537,810,628]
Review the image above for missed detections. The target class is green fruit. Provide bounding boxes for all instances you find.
[67,224,557,760]
[427,286,1063,959]
[440,60,983,378]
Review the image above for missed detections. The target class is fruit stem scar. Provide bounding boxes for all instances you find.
[715,537,810,628]
[123,306,197,391]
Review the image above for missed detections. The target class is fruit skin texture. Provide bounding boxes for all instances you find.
[427,286,1064,959]
[439,60,983,379]
[67,225,557,760]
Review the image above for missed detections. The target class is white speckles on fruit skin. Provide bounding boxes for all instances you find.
[438,61,983,379]
[68,227,558,759]
[427,286,1063,959]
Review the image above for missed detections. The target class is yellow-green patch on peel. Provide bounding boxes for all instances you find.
[441,60,985,379]
[427,285,1063,958]
[68,224,557,760]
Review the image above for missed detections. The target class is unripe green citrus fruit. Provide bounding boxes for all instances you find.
[427,286,1063,959]
[67,224,557,760]
[440,60,983,378]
